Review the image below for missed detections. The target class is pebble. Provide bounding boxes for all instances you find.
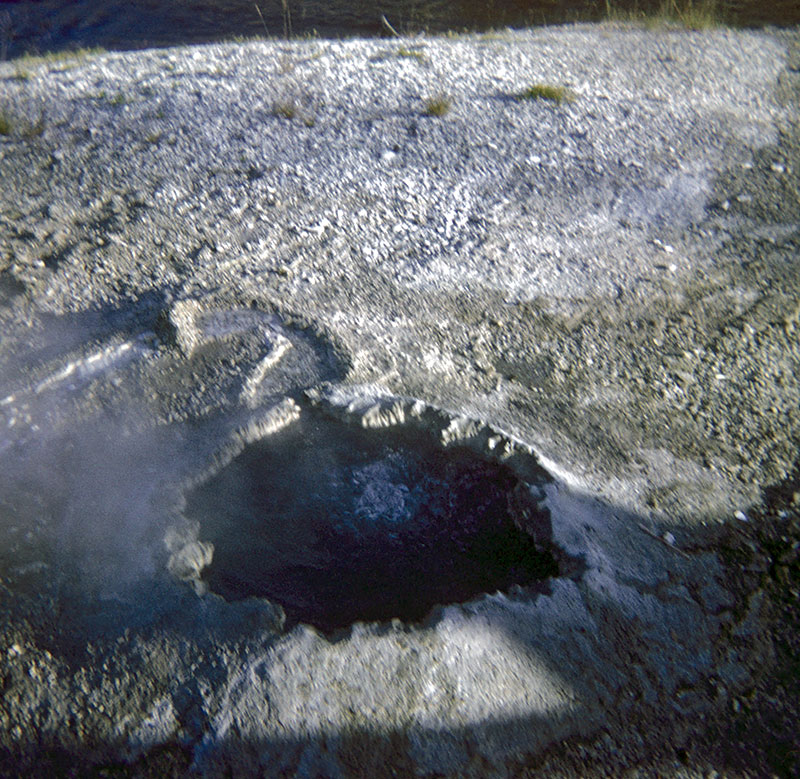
[734,510,749,522]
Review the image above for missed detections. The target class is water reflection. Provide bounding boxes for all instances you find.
[2,0,797,60]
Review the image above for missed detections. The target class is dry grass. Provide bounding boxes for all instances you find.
[396,46,426,63]
[670,0,721,28]
[273,99,297,119]
[516,83,573,105]
[604,0,723,29]
[0,106,45,138]
[423,93,451,116]
[10,46,105,67]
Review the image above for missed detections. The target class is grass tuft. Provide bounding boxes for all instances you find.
[396,46,426,63]
[0,106,45,138]
[604,0,722,29]
[666,0,721,29]
[516,84,573,104]
[11,47,105,68]
[273,99,297,119]
[424,93,451,116]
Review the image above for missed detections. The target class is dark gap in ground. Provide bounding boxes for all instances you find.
[185,410,560,633]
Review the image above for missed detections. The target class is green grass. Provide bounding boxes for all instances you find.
[666,0,722,29]
[604,0,723,29]
[516,84,573,105]
[10,47,105,68]
[423,93,451,116]
[396,46,426,63]
[0,112,11,136]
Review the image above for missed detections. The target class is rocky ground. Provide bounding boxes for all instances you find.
[0,22,799,778]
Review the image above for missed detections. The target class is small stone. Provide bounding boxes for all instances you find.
[167,540,214,582]
[155,299,203,357]
[662,531,676,545]
[734,510,749,522]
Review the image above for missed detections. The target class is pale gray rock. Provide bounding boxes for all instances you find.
[156,299,203,357]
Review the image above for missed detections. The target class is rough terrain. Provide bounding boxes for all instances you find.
[0,23,799,777]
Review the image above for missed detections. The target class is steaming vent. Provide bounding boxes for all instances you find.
[178,395,569,634]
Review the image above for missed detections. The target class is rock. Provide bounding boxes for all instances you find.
[156,299,203,357]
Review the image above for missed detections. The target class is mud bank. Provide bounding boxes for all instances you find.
[1,24,799,776]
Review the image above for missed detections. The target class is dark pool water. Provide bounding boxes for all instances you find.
[185,411,558,633]
[2,0,797,61]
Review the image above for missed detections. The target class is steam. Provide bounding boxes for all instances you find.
[0,303,306,606]
[0,323,180,601]
[0,409,183,599]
